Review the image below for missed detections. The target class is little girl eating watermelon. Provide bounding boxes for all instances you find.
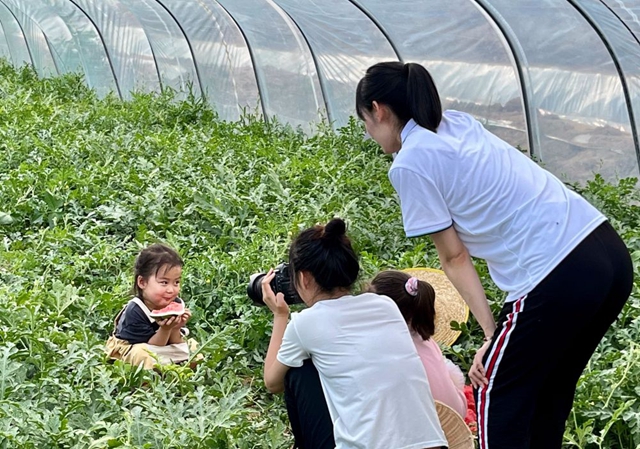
[105,243,196,369]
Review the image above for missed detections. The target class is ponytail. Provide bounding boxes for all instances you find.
[367,270,436,340]
[405,63,442,133]
[356,61,442,132]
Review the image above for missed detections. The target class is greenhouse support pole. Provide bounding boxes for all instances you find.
[214,0,269,122]
[469,0,541,160]
[270,3,334,126]
[570,0,640,174]
[0,1,34,72]
[66,0,122,99]
[155,0,206,102]
[348,0,403,63]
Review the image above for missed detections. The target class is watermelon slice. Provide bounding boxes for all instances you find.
[149,300,185,320]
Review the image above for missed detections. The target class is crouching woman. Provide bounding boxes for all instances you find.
[262,218,447,449]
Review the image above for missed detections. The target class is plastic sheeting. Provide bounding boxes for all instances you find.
[272,0,397,126]
[1,0,117,95]
[476,0,638,181]
[353,0,528,152]
[1,0,639,182]
[570,0,640,180]
[217,0,326,131]
[70,0,161,98]
[603,0,640,41]
[1,0,57,77]
[0,13,14,62]
[158,0,261,122]
[118,0,200,99]
[0,2,30,67]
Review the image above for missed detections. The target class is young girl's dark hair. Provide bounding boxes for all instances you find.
[288,218,359,293]
[132,243,183,298]
[356,61,442,133]
[368,270,436,340]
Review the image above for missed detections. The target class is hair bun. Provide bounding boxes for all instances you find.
[323,218,347,241]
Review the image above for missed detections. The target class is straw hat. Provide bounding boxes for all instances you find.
[402,267,469,346]
[435,400,475,449]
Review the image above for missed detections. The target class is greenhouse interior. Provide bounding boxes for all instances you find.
[2,0,640,183]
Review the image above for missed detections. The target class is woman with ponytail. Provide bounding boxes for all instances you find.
[261,218,446,449]
[367,270,468,419]
[356,61,633,449]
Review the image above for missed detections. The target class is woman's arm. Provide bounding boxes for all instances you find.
[431,226,495,387]
[430,226,496,339]
[262,269,291,394]
[264,314,290,393]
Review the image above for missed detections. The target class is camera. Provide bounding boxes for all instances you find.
[247,262,303,306]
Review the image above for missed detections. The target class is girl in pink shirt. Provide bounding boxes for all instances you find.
[368,270,468,418]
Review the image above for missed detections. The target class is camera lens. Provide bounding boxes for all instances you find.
[247,272,266,306]
[246,264,304,306]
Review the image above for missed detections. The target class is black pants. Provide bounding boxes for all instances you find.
[284,359,335,449]
[476,221,633,449]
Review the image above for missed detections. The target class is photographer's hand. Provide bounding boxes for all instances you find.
[262,268,291,394]
[261,268,290,317]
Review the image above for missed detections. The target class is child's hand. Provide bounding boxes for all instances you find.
[262,268,290,318]
[179,308,192,326]
[158,315,184,329]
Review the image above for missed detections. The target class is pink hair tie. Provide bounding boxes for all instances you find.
[405,277,419,296]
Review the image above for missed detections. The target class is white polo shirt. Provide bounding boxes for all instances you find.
[277,293,447,449]
[389,110,606,301]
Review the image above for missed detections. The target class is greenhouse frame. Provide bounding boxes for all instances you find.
[1,0,640,182]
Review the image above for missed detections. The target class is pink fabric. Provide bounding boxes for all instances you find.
[412,333,467,418]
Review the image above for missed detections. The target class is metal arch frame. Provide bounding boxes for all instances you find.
[153,0,206,100]
[467,0,540,159]
[156,0,258,119]
[21,2,121,93]
[68,0,163,97]
[347,0,403,62]
[568,0,640,171]
[66,0,122,98]
[0,0,60,76]
[592,0,640,170]
[269,1,334,126]
[214,0,268,120]
[42,33,62,75]
[3,0,73,76]
[111,0,164,94]
[41,0,119,93]
[0,1,35,71]
[598,0,640,44]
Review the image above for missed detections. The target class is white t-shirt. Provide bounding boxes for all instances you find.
[277,293,447,449]
[389,110,606,301]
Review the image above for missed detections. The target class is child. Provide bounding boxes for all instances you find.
[261,218,447,449]
[367,270,468,419]
[105,243,194,369]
